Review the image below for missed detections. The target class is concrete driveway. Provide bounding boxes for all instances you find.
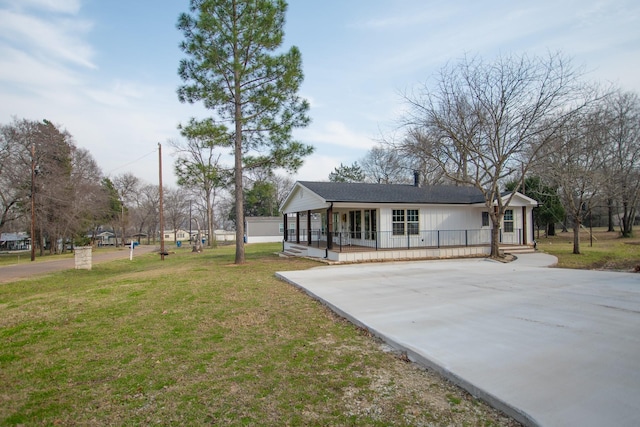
[277,253,640,427]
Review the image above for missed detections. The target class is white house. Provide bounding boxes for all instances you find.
[280,181,538,262]
[0,232,30,251]
[93,231,116,246]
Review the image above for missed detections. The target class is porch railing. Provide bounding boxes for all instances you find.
[286,228,522,252]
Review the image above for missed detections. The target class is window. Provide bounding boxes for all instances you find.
[482,212,490,227]
[392,209,419,236]
[504,209,514,233]
[392,210,405,236]
[407,209,419,235]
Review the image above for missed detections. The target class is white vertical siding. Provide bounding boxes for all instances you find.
[379,206,484,232]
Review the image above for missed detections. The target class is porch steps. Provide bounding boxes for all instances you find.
[501,245,536,255]
[280,244,308,258]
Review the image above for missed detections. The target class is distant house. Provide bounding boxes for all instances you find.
[93,231,116,246]
[214,229,235,242]
[161,229,235,246]
[0,232,30,251]
[163,229,190,242]
[280,181,537,262]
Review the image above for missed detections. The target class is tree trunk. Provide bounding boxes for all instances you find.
[490,224,501,258]
[191,218,203,252]
[547,222,556,236]
[572,217,581,254]
[607,198,615,232]
[621,201,633,237]
[234,69,245,264]
[205,193,215,247]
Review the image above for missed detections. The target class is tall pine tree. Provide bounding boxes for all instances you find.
[177,0,312,263]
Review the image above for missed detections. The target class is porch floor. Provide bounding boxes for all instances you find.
[283,241,534,262]
[286,242,532,252]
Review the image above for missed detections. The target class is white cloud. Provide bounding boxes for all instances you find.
[1,0,81,14]
[0,45,81,88]
[299,120,375,150]
[85,80,153,108]
[0,5,95,70]
[349,3,456,31]
[293,153,343,182]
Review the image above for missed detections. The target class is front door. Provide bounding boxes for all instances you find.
[364,209,377,240]
[349,210,362,239]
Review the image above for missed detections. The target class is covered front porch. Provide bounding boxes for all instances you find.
[281,210,530,263]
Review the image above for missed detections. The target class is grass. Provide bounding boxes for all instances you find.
[0,246,124,267]
[0,251,72,266]
[0,243,517,426]
[535,227,640,271]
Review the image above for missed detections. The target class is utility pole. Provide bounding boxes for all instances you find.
[158,143,165,260]
[30,142,36,262]
[121,202,125,247]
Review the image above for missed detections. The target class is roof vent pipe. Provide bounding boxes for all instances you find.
[413,170,420,187]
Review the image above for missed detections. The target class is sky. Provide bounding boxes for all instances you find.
[1,0,639,188]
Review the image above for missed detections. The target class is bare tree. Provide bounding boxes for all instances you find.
[66,146,108,247]
[0,118,33,233]
[602,90,640,237]
[537,105,609,254]
[2,118,108,252]
[272,173,294,210]
[403,52,588,257]
[113,173,142,247]
[136,184,160,245]
[359,145,411,184]
[390,130,451,185]
[171,134,226,248]
[164,187,189,243]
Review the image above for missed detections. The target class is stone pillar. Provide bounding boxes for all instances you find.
[74,246,92,270]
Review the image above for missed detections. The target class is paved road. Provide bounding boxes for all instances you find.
[0,245,159,283]
[277,254,640,427]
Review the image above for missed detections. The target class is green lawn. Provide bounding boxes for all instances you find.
[0,243,516,426]
[0,251,72,266]
[0,246,125,267]
[535,227,640,271]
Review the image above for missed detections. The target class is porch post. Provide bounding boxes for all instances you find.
[327,205,333,250]
[522,206,527,245]
[283,214,288,242]
[295,212,300,244]
[307,210,312,246]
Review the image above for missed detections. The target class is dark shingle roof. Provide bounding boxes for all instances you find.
[298,181,486,204]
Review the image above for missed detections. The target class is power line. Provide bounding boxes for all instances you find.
[105,147,158,175]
